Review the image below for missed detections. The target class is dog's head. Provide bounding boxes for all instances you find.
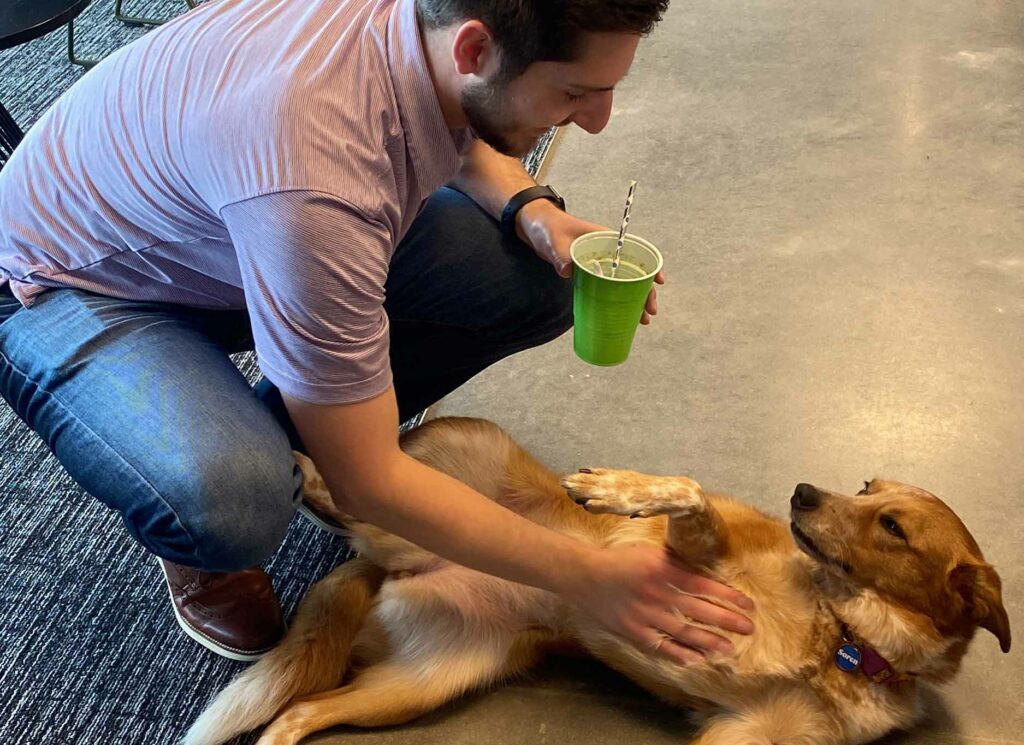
[789,479,1011,656]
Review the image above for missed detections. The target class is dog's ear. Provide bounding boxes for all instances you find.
[949,562,1012,653]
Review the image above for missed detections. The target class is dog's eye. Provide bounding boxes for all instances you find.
[879,515,906,539]
[856,481,871,496]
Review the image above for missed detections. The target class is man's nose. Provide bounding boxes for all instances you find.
[571,91,613,134]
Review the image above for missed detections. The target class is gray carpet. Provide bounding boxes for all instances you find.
[0,3,557,743]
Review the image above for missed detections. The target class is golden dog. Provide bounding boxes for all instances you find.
[184,417,1011,745]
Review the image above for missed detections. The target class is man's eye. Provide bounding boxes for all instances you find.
[565,92,586,103]
[879,515,906,540]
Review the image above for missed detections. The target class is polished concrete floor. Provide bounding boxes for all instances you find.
[316,0,1023,742]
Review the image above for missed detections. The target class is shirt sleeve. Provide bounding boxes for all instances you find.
[220,190,394,405]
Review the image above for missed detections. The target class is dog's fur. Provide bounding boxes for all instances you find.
[183,417,1011,745]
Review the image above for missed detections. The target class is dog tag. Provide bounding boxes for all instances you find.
[834,643,862,672]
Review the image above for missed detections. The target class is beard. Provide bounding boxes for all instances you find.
[460,79,545,158]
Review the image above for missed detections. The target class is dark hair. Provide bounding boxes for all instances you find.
[415,0,670,80]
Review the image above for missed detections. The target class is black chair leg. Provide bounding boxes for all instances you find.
[68,1,199,68]
[114,0,197,28]
[67,19,100,69]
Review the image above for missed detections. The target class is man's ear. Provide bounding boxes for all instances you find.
[451,20,499,76]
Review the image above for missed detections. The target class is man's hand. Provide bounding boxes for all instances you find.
[517,200,665,325]
[283,388,754,665]
[564,545,755,665]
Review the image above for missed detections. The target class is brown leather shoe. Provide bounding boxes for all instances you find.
[158,559,286,661]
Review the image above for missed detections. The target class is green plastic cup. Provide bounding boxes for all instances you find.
[570,230,664,366]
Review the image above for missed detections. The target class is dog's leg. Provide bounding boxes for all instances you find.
[293,450,351,524]
[561,469,725,565]
[689,715,773,745]
[255,628,553,745]
[182,558,384,745]
[254,664,451,745]
[688,699,838,745]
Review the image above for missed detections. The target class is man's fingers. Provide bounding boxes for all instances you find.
[645,287,658,316]
[552,256,572,278]
[660,613,735,655]
[640,286,658,326]
[655,270,666,285]
[670,594,754,636]
[648,632,705,666]
[666,565,755,612]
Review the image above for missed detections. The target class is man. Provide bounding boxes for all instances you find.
[0,0,753,664]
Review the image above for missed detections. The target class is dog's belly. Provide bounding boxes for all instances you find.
[365,563,565,652]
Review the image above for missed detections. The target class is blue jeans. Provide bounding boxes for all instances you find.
[0,188,572,571]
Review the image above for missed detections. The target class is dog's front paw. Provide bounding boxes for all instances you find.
[560,468,705,518]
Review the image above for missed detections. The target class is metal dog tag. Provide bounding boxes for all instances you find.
[834,643,862,672]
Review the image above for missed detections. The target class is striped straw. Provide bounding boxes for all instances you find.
[610,180,638,278]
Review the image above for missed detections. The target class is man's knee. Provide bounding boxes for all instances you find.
[496,255,573,345]
[134,446,303,572]
[398,185,573,345]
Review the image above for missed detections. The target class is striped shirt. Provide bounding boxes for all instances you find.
[0,0,475,404]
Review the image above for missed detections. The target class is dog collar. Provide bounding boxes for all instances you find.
[834,623,914,684]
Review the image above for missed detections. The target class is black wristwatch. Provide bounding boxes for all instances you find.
[500,185,566,238]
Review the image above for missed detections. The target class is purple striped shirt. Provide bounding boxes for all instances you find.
[0,0,475,403]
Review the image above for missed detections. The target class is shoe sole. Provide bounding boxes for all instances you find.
[295,501,348,536]
[157,558,282,663]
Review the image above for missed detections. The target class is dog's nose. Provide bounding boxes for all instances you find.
[791,483,821,511]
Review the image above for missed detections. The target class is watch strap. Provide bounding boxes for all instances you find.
[500,185,566,238]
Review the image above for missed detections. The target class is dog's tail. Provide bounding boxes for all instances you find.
[181,557,385,745]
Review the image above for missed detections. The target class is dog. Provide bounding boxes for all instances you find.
[183,416,1011,745]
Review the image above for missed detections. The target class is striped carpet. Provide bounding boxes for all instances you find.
[0,3,557,743]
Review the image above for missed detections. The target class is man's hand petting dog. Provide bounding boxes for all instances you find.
[517,200,665,325]
[565,544,755,666]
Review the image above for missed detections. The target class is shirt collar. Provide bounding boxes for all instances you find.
[387,0,474,195]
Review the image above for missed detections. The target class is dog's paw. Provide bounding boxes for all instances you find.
[255,710,305,745]
[292,451,348,523]
[255,727,299,745]
[293,451,327,492]
[560,468,705,518]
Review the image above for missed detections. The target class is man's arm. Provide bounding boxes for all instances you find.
[450,140,662,324]
[284,385,595,594]
[449,139,565,246]
[283,386,754,665]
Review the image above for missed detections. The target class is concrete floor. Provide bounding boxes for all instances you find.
[316,0,1023,742]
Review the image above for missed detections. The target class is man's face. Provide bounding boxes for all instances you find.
[461,32,641,157]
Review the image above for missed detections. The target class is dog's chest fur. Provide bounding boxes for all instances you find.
[575,513,923,743]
